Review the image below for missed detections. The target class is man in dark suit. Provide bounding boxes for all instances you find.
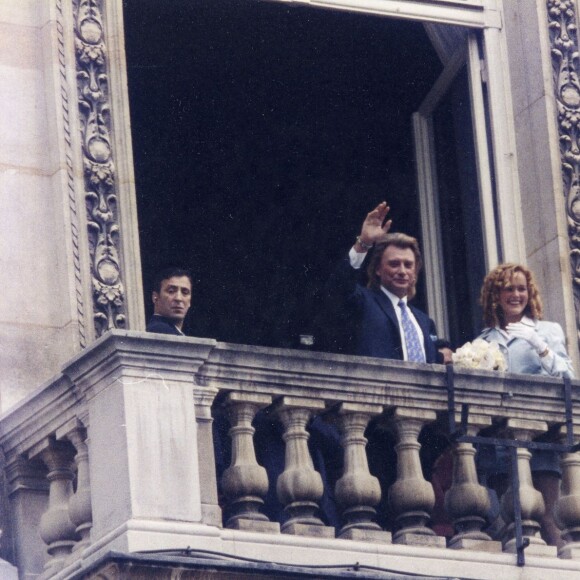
[146,267,193,336]
[320,204,453,530]
[329,201,451,364]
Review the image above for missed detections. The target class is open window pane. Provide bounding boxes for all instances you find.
[432,66,486,344]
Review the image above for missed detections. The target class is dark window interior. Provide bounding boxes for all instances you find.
[433,67,486,344]
[123,0,452,349]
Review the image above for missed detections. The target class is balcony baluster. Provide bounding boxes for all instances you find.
[500,423,557,557]
[388,409,445,547]
[556,449,580,559]
[275,396,334,537]
[67,426,92,554]
[38,440,79,577]
[194,384,222,527]
[334,402,390,542]
[221,392,279,532]
[446,420,500,552]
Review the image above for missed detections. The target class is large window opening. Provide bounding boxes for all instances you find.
[124,0,487,350]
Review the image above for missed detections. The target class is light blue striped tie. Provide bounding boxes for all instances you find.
[398,300,425,363]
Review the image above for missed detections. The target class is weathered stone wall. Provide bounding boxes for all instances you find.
[0,1,87,412]
[501,0,580,371]
[0,0,144,413]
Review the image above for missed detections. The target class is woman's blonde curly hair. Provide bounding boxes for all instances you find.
[480,263,543,328]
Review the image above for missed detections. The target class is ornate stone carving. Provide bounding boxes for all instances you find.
[74,0,126,336]
[548,0,580,343]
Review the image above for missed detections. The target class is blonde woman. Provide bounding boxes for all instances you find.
[479,263,572,377]
[477,263,573,547]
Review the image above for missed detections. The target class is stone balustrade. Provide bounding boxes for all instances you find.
[2,330,580,579]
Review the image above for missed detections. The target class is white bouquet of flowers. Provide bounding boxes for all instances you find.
[452,338,507,371]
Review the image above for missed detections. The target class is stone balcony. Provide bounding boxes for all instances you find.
[2,330,580,579]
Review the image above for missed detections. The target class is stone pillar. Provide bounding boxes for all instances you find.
[221,392,279,532]
[63,333,217,551]
[38,440,79,577]
[334,403,390,542]
[5,455,48,577]
[85,370,207,541]
[446,420,500,552]
[275,396,334,537]
[555,449,580,559]
[388,409,444,547]
[67,425,92,553]
[500,423,556,557]
[194,386,222,527]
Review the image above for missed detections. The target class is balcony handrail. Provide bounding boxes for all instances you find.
[0,330,578,460]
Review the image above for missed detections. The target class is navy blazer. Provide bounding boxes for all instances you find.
[146,315,183,336]
[328,255,442,363]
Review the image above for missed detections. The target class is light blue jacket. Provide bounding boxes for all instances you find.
[478,318,574,378]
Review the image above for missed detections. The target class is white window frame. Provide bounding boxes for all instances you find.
[413,33,498,336]
[267,0,500,28]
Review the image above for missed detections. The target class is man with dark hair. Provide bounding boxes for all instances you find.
[329,202,451,363]
[146,267,193,335]
[145,268,233,521]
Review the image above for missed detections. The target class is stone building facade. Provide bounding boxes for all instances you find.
[2,0,580,578]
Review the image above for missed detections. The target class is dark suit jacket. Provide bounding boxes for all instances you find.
[146,315,183,336]
[327,255,442,363]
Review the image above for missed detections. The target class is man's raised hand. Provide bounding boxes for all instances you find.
[355,202,392,251]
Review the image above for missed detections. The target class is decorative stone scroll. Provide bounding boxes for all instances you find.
[73,0,126,336]
[548,0,580,345]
